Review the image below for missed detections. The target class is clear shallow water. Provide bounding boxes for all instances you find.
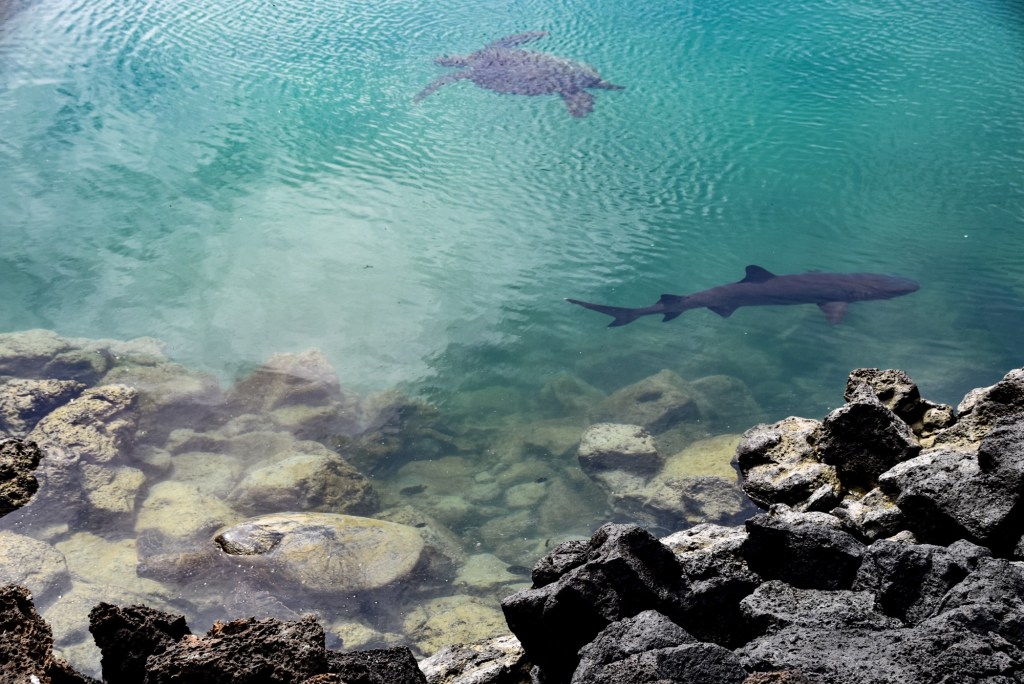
[2,0,1022,406]
[2,0,1024,672]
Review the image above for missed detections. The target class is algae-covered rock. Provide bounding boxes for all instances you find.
[227,446,377,516]
[29,384,138,466]
[538,373,605,417]
[0,378,85,438]
[0,531,71,607]
[402,595,509,657]
[213,512,426,593]
[135,480,243,540]
[581,432,747,532]
[227,349,363,438]
[0,329,69,377]
[102,362,223,444]
[79,463,146,515]
[24,385,140,521]
[578,423,662,477]
[590,370,699,434]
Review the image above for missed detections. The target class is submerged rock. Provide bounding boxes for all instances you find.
[0,531,71,607]
[580,425,747,532]
[402,595,509,657]
[227,445,377,516]
[28,385,139,503]
[227,348,363,439]
[102,361,224,444]
[589,370,699,435]
[0,378,85,438]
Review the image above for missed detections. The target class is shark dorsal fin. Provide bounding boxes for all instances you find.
[741,265,776,283]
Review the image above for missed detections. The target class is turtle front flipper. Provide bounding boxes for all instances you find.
[561,90,595,117]
[487,31,548,49]
[414,71,470,102]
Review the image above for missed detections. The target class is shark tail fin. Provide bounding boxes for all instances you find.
[566,298,643,327]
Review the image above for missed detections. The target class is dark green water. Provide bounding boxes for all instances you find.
[2,0,1024,673]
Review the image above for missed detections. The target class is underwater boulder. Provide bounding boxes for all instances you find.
[0,378,85,438]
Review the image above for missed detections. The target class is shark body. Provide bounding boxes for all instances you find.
[566,265,919,327]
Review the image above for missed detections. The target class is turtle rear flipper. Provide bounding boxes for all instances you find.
[561,90,595,117]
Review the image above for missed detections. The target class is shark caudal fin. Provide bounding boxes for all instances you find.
[566,298,643,327]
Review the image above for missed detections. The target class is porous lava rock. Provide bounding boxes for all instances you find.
[88,602,192,684]
[0,584,97,684]
[570,610,746,684]
[0,437,43,516]
[500,523,687,682]
[742,507,865,590]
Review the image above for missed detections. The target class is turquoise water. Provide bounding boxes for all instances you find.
[2,0,1024,670]
[2,0,1022,408]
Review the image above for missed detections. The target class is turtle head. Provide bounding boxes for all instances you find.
[215,524,284,556]
[435,54,470,67]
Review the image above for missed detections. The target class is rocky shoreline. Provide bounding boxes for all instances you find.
[2,328,1023,682]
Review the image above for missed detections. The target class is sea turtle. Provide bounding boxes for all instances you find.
[414,31,624,117]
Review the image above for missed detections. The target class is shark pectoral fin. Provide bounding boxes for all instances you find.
[708,305,737,318]
[561,91,595,117]
[662,312,682,322]
[819,301,849,324]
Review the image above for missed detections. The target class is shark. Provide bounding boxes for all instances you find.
[566,265,919,327]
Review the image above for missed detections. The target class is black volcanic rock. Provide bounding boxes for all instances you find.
[88,602,192,684]
[0,584,97,684]
[500,523,687,682]
[0,438,42,517]
[818,384,920,491]
[573,611,746,684]
[852,538,990,624]
[879,418,1024,552]
[742,508,865,590]
[325,647,428,684]
[143,615,328,684]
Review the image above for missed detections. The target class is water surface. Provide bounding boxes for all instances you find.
[2,0,1023,673]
